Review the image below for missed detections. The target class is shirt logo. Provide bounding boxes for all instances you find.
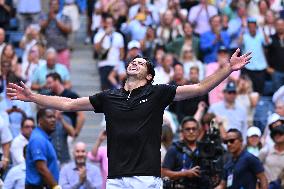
[139,99,148,104]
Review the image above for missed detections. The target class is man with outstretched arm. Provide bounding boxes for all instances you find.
[7,49,251,189]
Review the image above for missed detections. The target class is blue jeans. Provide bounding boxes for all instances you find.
[106,176,162,189]
[272,71,284,93]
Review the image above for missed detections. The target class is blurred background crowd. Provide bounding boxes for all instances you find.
[0,0,284,188]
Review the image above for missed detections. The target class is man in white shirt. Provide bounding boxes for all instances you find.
[94,14,124,90]
[3,146,27,189]
[10,117,35,166]
[208,81,248,138]
[188,0,218,35]
[153,54,174,85]
[0,111,13,171]
[17,0,41,30]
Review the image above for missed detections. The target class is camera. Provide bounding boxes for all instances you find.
[163,120,224,189]
[194,119,224,188]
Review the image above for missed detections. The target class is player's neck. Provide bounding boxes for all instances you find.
[124,77,147,91]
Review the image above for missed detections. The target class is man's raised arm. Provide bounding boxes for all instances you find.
[174,49,252,101]
[7,82,93,111]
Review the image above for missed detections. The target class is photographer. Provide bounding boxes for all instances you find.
[94,14,125,90]
[161,117,209,189]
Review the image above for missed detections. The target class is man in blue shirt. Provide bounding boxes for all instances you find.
[240,17,270,94]
[218,128,268,189]
[200,15,230,64]
[25,109,61,189]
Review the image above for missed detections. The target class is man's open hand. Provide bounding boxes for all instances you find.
[229,48,252,71]
[7,81,33,102]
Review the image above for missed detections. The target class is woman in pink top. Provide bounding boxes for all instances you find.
[206,47,240,104]
[88,130,108,189]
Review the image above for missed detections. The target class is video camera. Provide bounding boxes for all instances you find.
[163,119,224,189]
[194,119,224,188]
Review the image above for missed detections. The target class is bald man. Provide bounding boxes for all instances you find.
[59,142,102,189]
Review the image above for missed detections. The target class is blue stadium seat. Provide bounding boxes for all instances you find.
[253,96,275,133]
[7,31,24,48]
[14,48,24,63]
[9,18,19,31]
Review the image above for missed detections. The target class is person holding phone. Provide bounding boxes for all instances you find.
[93,14,125,90]
[59,142,102,189]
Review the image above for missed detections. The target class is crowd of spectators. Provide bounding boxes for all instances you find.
[0,0,284,188]
[90,0,284,187]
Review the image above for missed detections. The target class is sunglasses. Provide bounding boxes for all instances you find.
[271,131,284,137]
[183,127,197,132]
[227,91,236,94]
[223,138,239,145]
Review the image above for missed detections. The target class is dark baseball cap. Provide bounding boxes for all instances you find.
[218,45,229,53]
[270,124,284,138]
[224,81,237,92]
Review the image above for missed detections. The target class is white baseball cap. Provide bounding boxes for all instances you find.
[247,126,261,137]
[127,40,141,50]
[267,113,282,126]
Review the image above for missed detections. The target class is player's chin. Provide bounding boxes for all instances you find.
[49,124,56,131]
[227,146,235,153]
[127,70,139,75]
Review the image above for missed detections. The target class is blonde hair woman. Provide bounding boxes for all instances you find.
[179,46,204,82]
[236,74,259,126]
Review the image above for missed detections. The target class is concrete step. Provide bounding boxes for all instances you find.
[69,18,104,151]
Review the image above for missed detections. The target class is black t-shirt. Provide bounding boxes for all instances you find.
[267,34,284,72]
[50,89,79,127]
[169,80,208,122]
[89,84,177,178]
